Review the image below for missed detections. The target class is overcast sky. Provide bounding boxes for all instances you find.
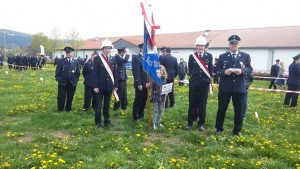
[1,0,299,39]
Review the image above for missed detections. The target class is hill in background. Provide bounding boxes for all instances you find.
[0,29,32,49]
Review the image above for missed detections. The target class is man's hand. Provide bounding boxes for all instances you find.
[224,69,233,75]
[94,88,99,93]
[114,88,118,92]
[146,83,150,88]
[234,69,242,75]
[138,85,143,91]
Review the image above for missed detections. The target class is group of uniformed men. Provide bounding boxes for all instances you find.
[5,53,46,70]
[55,34,255,136]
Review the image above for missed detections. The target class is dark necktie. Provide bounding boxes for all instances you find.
[68,59,71,64]
[232,54,236,59]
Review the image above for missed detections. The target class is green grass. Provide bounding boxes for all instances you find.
[0,65,299,169]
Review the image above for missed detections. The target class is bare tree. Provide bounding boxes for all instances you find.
[65,28,83,57]
[50,28,63,59]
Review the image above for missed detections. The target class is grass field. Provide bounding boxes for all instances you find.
[0,65,299,169]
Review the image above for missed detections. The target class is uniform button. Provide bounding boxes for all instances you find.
[233,80,235,82]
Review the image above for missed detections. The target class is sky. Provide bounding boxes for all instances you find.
[1,0,300,39]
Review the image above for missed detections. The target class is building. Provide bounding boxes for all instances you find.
[54,25,300,71]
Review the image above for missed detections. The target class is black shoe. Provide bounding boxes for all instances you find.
[214,130,222,135]
[104,121,114,127]
[96,124,103,129]
[233,132,242,136]
[198,125,205,132]
[186,125,192,130]
[65,109,72,112]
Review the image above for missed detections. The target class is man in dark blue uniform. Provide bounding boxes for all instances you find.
[160,47,178,108]
[93,39,118,128]
[132,43,149,121]
[7,54,15,69]
[0,54,3,69]
[269,59,280,89]
[215,35,252,136]
[55,46,80,112]
[113,46,129,110]
[83,52,96,111]
[31,54,38,70]
[213,58,219,84]
[284,54,300,107]
[186,36,213,131]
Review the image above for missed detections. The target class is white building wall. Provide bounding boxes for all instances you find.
[273,48,300,69]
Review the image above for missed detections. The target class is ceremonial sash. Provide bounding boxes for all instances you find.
[99,54,119,101]
[192,52,213,94]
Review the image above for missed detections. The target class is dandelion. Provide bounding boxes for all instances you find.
[58,158,66,163]
[256,161,262,166]
[135,133,141,137]
[4,162,11,167]
[200,141,205,146]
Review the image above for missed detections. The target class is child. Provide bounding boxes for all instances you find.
[151,65,168,130]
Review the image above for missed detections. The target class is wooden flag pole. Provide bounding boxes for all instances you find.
[147,75,151,131]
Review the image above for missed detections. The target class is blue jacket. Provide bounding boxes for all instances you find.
[132,54,148,88]
[160,54,178,80]
[115,54,129,81]
[55,58,80,86]
[217,51,252,93]
[188,52,213,87]
[287,61,300,85]
[270,64,279,77]
[82,59,94,87]
[93,54,118,91]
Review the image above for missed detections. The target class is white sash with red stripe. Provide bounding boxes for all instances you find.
[99,54,119,101]
[192,52,213,94]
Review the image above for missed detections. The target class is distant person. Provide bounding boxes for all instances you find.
[213,58,219,84]
[82,52,97,111]
[274,61,285,89]
[160,47,178,108]
[93,39,118,129]
[113,46,129,110]
[54,56,59,67]
[15,53,24,71]
[214,35,252,136]
[151,65,168,130]
[0,54,3,69]
[7,54,15,69]
[55,46,80,112]
[31,54,38,70]
[269,59,280,89]
[186,36,213,131]
[284,54,300,107]
[132,43,149,121]
[178,58,188,86]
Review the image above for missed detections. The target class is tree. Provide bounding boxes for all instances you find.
[50,28,63,59]
[29,32,51,55]
[65,28,83,57]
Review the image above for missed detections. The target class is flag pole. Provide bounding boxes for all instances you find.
[147,75,151,131]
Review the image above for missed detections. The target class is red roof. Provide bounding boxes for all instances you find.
[80,25,300,49]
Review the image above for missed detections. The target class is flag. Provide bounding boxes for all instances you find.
[140,1,161,85]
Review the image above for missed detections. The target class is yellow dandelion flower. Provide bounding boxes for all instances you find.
[135,133,141,137]
[200,141,205,146]
[4,162,11,167]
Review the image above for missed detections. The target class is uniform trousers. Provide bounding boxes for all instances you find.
[284,84,300,107]
[132,87,147,120]
[215,92,244,133]
[84,85,96,110]
[57,82,76,111]
[165,79,175,108]
[188,84,209,126]
[114,80,128,109]
[95,90,112,125]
